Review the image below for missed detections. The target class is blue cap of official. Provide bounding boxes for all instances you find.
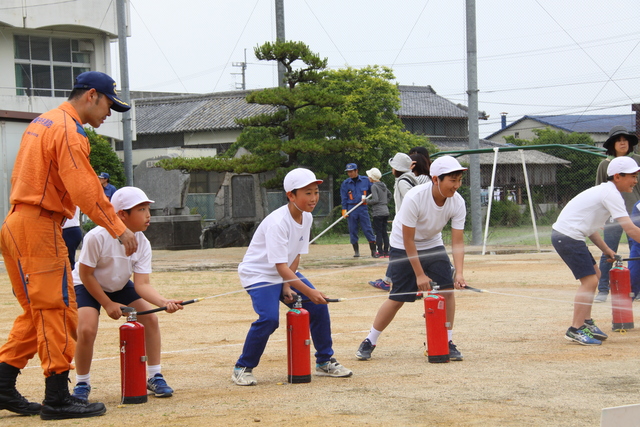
[345,163,358,171]
[73,71,131,113]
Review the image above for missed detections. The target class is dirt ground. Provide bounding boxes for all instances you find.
[1,243,639,426]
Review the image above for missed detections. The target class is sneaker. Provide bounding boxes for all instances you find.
[71,382,91,402]
[565,327,602,346]
[356,338,376,360]
[594,292,608,303]
[368,279,390,291]
[146,373,173,397]
[448,341,464,361]
[232,366,257,386]
[315,358,353,377]
[582,320,608,341]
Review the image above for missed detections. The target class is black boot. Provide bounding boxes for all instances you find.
[40,371,106,420]
[0,362,41,415]
[352,243,360,257]
[369,241,379,258]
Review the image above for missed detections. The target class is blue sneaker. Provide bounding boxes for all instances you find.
[565,327,601,346]
[147,373,173,397]
[368,279,390,291]
[71,382,91,402]
[583,319,608,341]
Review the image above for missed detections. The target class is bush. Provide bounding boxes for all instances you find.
[489,200,521,227]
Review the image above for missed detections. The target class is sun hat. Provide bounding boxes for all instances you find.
[603,126,638,150]
[111,187,154,211]
[366,167,382,181]
[607,156,640,176]
[430,156,468,177]
[283,168,323,192]
[388,153,412,173]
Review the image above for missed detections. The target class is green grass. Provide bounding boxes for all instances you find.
[312,225,556,247]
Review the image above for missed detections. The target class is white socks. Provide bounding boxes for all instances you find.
[76,373,90,385]
[147,364,161,379]
[366,327,382,345]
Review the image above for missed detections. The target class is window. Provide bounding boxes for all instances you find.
[14,35,92,97]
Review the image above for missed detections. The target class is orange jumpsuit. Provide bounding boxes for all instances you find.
[0,101,126,376]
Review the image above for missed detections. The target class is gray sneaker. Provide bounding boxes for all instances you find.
[315,358,353,377]
[594,292,607,303]
[448,341,464,361]
[356,338,376,360]
[232,366,257,386]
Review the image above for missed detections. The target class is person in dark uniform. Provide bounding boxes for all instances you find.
[98,172,117,200]
[340,163,376,257]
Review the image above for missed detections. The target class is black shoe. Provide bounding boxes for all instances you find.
[369,241,378,258]
[356,338,376,360]
[352,243,360,257]
[0,362,41,416]
[40,372,106,420]
[448,341,464,361]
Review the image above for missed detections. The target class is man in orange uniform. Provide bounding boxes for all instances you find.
[0,71,138,420]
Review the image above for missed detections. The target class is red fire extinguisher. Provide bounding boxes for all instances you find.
[610,256,634,331]
[286,295,311,383]
[120,307,148,404]
[424,285,450,363]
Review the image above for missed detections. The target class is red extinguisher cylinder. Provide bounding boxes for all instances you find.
[424,292,450,363]
[286,298,311,383]
[610,264,634,331]
[120,310,148,404]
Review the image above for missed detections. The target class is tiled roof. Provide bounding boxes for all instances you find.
[134,91,278,135]
[397,85,468,118]
[486,114,636,139]
[134,85,472,135]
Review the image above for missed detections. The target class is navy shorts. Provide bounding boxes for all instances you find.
[387,246,453,302]
[75,280,141,312]
[551,229,596,280]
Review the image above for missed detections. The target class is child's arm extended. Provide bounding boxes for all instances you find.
[276,257,327,305]
[451,228,467,289]
[133,273,183,313]
[79,264,124,320]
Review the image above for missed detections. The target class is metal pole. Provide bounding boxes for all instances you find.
[116,0,133,185]
[520,149,540,252]
[482,148,499,255]
[465,0,481,245]
[275,0,286,88]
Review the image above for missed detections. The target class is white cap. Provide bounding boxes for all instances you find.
[607,156,640,176]
[111,187,154,211]
[283,168,323,192]
[366,167,382,181]
[388,153,412,172]
[430,155,467,177]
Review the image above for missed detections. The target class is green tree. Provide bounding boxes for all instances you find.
[85,128,125,188]
[158,41,434,190]
[504,127,600,202]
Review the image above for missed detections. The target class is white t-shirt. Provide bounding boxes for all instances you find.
[62,206,81,228]
[552,181,628,241]
[389,181,466,251]
[238,205,311,288]
[72,226,152,292]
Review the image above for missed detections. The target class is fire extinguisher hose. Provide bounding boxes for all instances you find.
[123,298,203,316]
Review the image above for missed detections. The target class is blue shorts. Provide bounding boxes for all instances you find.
[387,246,453,302]
[75,280,141,312]
[551,229,596,280]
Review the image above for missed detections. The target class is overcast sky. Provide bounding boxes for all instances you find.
[118,0,640,137]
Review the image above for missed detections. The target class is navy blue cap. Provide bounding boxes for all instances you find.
[73,71,130,113]
[98,172,110,179]
[345,163,358,171]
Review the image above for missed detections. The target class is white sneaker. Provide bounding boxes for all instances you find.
[315,358,353,377]
[232,366,257,386]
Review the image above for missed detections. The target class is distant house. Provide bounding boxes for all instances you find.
[486,114,636,146]
[0,0,128,217]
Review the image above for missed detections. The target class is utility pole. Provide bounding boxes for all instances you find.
[232,49,247,90]
[116,0,133,186]
[466,0,482,245]
[275,0,286,88]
